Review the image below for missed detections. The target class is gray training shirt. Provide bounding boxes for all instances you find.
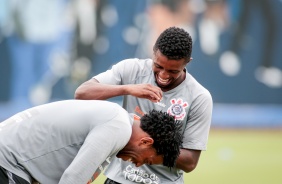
[0,100,132,184]
[94,58,213,184]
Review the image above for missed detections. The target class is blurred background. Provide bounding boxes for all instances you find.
[0,0,281,183]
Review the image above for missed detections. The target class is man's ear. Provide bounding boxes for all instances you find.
[186,57,193,64]
[139,137,154,147]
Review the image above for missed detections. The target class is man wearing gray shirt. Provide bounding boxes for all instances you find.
[0,100,183,184]
[75,27,213,184]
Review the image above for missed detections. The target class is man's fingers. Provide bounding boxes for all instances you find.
[149,90,162,102]
[151,89,162,101]
[154,89,162,101]
[149,95,159,103]
[142,84,162,101]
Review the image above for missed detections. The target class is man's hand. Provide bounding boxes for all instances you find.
[75,79,162,102]
[126,84,162,103]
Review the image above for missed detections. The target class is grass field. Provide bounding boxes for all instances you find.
[94,129,282,184]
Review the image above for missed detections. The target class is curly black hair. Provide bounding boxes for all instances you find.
[140,109,183,168]
[153,26,193,62]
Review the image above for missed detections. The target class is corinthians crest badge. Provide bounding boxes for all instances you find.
[167,98,188,120]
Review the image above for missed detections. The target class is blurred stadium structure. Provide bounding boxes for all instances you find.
[0,0,282,128]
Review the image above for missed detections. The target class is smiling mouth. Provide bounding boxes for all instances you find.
[157,76,170,86]
[127,158,132,162]
[127,158,137,166]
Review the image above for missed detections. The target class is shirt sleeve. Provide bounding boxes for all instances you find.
[58,114,132,184]
[93,58,140,85]
[182,90,213,150]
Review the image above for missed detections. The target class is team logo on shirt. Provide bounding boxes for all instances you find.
[123,165,160,184]
[167,98,188,120]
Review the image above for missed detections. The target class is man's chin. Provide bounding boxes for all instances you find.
[156,82,171,89]
[116,152,122,158]
[116,154,129,161]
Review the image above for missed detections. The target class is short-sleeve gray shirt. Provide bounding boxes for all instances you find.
[0,100,132,184]
[95,58,213,184]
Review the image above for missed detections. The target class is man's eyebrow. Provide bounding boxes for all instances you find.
[153,62,161,66]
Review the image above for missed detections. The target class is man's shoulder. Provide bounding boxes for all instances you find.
[118,58,153,77]
[119,58,152,66]
[185,73,212,99]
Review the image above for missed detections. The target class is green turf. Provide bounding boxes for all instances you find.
[185,129,282,184]
[93,129,282,184]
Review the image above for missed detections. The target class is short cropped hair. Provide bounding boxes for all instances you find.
[153,26,193,62]
[140,109,183,168]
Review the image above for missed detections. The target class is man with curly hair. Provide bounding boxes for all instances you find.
[0,100,182,184]
[75,27,213,184]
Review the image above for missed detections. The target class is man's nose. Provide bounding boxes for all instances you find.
[159,70,169,78]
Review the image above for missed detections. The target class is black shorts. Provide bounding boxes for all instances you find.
[0,166,29,184]
[104,178,121,184]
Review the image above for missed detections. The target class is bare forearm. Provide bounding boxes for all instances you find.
[74,79,128,100]
[75,79,163,102]
[175,149,201,173]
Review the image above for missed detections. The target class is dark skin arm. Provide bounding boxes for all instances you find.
[175,149,201,173]
[153,148,200,172]
[74,78,163,102]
